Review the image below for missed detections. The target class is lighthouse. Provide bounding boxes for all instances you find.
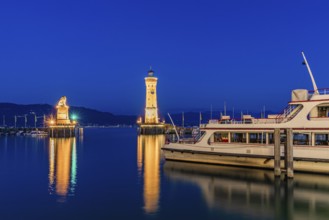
[144,69,159,124]
[138,68,165,135]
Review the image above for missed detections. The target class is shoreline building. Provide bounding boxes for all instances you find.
[138,69,165,134]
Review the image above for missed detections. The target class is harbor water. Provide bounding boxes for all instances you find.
[0,128,329,220]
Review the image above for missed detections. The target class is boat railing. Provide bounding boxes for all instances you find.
[309,88,329,96]
[204,105,301,125]
[207,118,278,125]
[275,104,302,123]
[251,118,277,124]
[194,130,206,142]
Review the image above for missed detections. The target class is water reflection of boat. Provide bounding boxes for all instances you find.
[137,135,165,214]
[48,138,77,202]
[164,161,329,220]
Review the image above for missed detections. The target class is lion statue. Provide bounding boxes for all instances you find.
[57,96,67,107]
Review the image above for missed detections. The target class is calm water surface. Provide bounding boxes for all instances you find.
[0,128,329,220]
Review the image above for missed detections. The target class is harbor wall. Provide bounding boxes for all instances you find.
[138,124,166,135]
[48,126,83,138]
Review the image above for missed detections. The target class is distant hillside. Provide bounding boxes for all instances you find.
[0,103,137,127]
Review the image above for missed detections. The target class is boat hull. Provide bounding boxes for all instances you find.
[162,144,329,174]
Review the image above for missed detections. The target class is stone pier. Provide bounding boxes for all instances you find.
[139,124,165,135]
[47,96,79,138]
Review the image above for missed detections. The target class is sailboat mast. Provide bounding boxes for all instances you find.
[224,101,226,116]
[168,113,180,141]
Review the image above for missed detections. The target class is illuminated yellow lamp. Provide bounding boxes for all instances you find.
[47,114,56,126]
[137,116,142,124]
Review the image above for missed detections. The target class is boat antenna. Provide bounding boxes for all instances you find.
[168,113,180,142]
[301,51,319,95]
[210,104,213,119]
[263,105,266,118]
[224,101,226,116]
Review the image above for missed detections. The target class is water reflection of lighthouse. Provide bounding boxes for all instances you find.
[137,135,165,214]
[48,138,78,202]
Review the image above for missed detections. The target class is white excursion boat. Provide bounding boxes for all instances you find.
[163,52,329,174]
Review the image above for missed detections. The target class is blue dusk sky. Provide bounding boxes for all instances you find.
[1,0,329,115]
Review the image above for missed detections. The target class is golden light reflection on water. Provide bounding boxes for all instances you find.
[137,135,165,214]
[48,138,77,202]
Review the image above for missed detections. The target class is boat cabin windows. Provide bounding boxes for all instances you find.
[315,134,329,145]
[207,130,329,146]
[293,133,309,145]
[231,133,247,143]
[249,133,266,144]
[309,104,329,120]
[212,132,229,143]
[318,107,329,117]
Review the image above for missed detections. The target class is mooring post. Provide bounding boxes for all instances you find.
[274,128,281,177]
[285,128,294,178]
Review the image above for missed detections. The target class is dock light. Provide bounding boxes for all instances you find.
[71,114,78,120]
[137,117,142,124]
[50,120,55,125]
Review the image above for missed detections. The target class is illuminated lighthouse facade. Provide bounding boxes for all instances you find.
[138,69,165,135]
[144,69,159,124]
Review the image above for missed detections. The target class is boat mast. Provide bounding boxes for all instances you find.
[224,101,226,116]
[302,51,319,95]
[210,104,213,119]
[168,113,180,142]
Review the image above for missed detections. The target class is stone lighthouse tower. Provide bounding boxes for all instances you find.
[144,69,159,124]
[138,68,165,134]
